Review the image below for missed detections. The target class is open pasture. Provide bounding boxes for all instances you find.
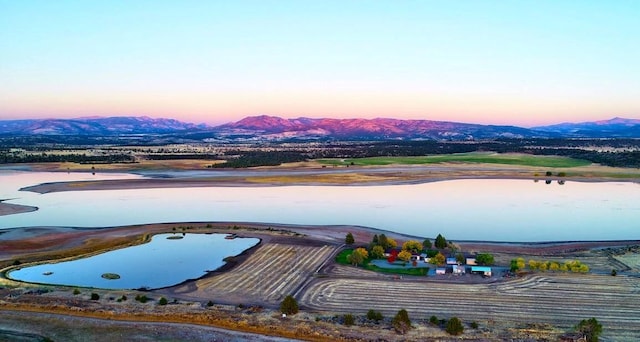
[317,152,591,168]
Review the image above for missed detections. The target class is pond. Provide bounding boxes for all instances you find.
[7,233,259,289]
[0,171,639,242]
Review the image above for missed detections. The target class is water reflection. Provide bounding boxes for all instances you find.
[7,233,259,289]
[1,172,638,242]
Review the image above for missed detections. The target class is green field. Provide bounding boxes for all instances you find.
[336,249,429,276]
[318,152,591,168]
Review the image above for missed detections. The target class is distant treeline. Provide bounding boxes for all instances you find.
[0,152,134,164]
[213,139,640,168]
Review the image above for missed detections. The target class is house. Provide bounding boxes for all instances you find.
[446,257,458,265]
[452,265,465,275]
[410,254,422,262]
[384,248,401,258]
[471,266,492,277]
[435,267,447,275]
[420,253,429,263]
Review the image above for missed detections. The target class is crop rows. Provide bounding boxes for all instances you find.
[300,273,640,340]
[197,243,337,304]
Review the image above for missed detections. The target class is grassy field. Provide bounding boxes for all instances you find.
[318,152,591,168]
[336,249,429,276]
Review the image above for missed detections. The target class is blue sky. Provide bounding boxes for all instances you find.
[1,1,638,126]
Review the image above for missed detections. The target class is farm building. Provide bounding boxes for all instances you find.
[446,257,458,265]
[452,265,465,275]
[435,267,447,275]
[471,266,492,277]
[465,256,477,265]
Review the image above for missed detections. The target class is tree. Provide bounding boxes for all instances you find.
[445,317,464,335]
[343,313,355,326]
[402,240,423,254]
[90,293,100,300]
[423,239,432,249]
[355,247,369,259]
[347,250,364,266]
[476,253,495,266]
[611,269,617,276]
[576,318,602,342]
[397,250,412,262]
[345,232,355,245]
[430,252,446,265]
[392,309,411,334]
[371,234,379,245]
[435,234,447,249]
[367,309,383,322]
[371,245,385,259]
[386,237,398,249]
[378,234,389,249]
[280,295,299,315]
[158,297,168,305]
[455,252,465,264]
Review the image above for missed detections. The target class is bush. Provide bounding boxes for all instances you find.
[207,300,214,307]
[343,314,355,326]
[72,288,81,295]
[611,269,617,276]
[446,317,464,335]
[392,309,411,334]
[90,293,100,300]
[366,309,383,322]
[135,294,149,303]
[158,297,168,305]
[470,321,479,329]
[280,295,299,315]
[121,295,127,301]
[429,315,439,325]
[576,317,602,342]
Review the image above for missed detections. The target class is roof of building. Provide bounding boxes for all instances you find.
[471,266,492,272]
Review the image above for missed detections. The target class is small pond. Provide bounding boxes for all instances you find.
[7,233,259,289]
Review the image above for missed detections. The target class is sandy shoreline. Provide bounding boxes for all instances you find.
[0,201,37,217]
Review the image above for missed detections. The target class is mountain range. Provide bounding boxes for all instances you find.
[0,115,639,141]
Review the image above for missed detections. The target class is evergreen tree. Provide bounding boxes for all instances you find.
[280,295,299,315]
[435,234,447,249]
[345,232,355,245]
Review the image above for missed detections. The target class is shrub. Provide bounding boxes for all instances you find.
[366,309,383,322]
[121,295,127,301]
[392,309,411,334]
[280,295,299,315]
[90,293,100,300]
[429,315,439,325]
[611,269,617,276]
[446,317,464,335]
[135,294,149,303]
[470,321,479,329]
[576,317,602,342]
[207,300,214,307]
[72,288,81,295]
[158,297,168,305]
[343,314,355,326]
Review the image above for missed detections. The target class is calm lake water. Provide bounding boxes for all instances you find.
[7,233,259,289]
[1,171,638,242]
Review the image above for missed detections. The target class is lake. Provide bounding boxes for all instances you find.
[7,233,259,289]
[1,171,638,242]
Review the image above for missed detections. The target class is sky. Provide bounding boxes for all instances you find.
[1,1,639,127]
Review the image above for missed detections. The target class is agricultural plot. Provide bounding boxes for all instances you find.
[317,153,591,168]
[172,243,337,305]
[300,273,640,341]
